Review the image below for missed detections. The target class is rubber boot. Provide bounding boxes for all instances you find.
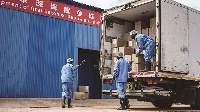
[146,61,151,71]
[62,96,66,108]
[125,97,130,109]
[141,61,151,72]
[117,99,126,110]
[68,99,73,108]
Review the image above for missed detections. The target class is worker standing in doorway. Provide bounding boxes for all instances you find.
[130,30,155,71]
[61,58,85,108]
[110,52,132,110]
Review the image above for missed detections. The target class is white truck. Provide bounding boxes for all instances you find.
[100,0,200,109]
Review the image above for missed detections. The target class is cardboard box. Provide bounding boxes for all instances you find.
[122,33,132,41]
[79,86,89,93]
[73,92,85,100]
[150,17,156,28]
[149,27,156,41]
[135,21,149,30]
[134,29,142,34]
[132,54,145,64]
[131,63,145,72]
[112,48,118,57]
[112,57,117,65]
[128,39,138,49]
[136,49,145,54]
[118,47,135,55]
[142,28,149,35]
[124,55,132,62]
[112,38,127,48]
[85,93,89,99]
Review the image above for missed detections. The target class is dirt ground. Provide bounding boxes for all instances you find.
[0,98,198,112]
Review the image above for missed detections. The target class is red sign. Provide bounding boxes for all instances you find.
[0,0,102,27]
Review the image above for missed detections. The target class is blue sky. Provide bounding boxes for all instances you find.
[73,0,200,11]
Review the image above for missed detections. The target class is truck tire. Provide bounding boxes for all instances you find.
[152,100,173,108]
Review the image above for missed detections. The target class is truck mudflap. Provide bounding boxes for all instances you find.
[129,71,156,78]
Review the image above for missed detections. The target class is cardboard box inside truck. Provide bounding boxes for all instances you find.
[135,21,149,30]
[112,48,118,57]
[128,39,139,49]
[118,47,135,55]
[150,17,156,28]
[132,54,145,64]
[131,63,145,72]
[142,28,149,35]
[124,55,132,63]
[112,38,127,48]
[149,27,156,41]
[122,33,132,41]
[112,57,117,65]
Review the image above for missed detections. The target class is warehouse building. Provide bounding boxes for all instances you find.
[0,0,103,98]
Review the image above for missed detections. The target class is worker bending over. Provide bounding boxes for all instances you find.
[130,30,155,71]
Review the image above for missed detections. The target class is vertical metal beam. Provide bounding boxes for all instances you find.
[156,0,161,72]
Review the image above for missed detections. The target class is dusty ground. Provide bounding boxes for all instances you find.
[0,98,198,112]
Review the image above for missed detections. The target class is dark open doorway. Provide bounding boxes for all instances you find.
[78,48,100,99]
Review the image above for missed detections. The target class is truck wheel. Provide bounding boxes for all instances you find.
[152,100,173,108]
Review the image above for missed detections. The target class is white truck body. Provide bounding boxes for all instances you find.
[100,0,200,109]
[100,0,200,78]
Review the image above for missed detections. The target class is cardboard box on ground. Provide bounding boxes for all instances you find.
[73,92,85,100]
[74,86,89,100]
[79,86,89,93]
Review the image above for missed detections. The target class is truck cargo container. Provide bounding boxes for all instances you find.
[100,0,200,109]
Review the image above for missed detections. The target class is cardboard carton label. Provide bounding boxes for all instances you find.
[129,41,133,46]
[112,39,116,44]
[113,48,117,53]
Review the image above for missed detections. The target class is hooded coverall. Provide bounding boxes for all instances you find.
[61,63,78,99]
[135,34,155,62]
[113,58,132,98]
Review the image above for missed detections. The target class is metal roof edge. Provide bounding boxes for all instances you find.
[164,0,200,14]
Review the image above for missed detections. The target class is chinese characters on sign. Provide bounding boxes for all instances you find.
[0,0,102,27]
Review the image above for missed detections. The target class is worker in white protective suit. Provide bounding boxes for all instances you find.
[61,58,85,108]
[110,52,132,110]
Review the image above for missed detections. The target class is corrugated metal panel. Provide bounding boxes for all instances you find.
[26,15,75,98]
[0,6,101,98]
[0,8,30,98]
[74,23,101,51]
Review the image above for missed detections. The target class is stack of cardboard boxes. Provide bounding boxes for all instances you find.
[73,86,89,100]
[111,17,156,73]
